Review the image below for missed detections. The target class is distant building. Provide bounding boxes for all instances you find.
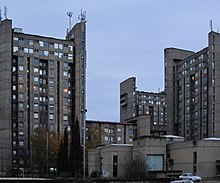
[86,120,134,146]
[120,77,166,136]
[0,18,86,174]
[165,31,220,140]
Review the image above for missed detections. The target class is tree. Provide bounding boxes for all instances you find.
[86,126,105,149]
[31,128,60,176]
[57,127,69,175]
[69,118,83,177]
[125,153,148,178]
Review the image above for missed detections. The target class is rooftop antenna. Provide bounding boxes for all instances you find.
[67,11,73,32]
[78,10,86,23]
[210,20,213,32]
[4,6,7,19]
[0,9,2,22]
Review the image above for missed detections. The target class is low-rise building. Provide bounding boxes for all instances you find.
[167,138,220,179]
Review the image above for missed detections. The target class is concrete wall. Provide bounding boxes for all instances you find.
[168,139,220,179]
[0,19,13,172]
[88,144,133,178]
[133,136,167,171]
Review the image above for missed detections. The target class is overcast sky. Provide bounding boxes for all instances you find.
[1,0,220,121]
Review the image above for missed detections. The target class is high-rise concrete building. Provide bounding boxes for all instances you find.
[120,77,166,136]
[165,31,220,140]
[0,17,86,174]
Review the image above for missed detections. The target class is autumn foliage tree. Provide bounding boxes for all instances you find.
[31,128,60,176]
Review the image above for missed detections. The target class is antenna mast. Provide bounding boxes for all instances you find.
[210,20,213,32]
[67,12,73,32]
[78,10,86,23]
[4,6,7,19]
[0,9,2,22]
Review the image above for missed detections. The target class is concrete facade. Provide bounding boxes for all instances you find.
[0,18,86,174]
[88,144,133,178]
[120,77,166,136]
[165,31,220,140]
[167,139,220,179]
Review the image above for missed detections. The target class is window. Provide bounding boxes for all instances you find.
[29,39,34,45]
[24,48,29,53]
[34,67,39,73]
[63,71,68,77]
[59,44,63,49]
[49,105,54,110]
[34,103,38,109]
[54,43,59,49]
[19,93,24,99]
[19,112,24,118]
[146,155,164,171]
[44,50,49,56]
[54,52,59,57]
[34,58,39,65]
[49,96,54,102]
[12,66,16,72]
[13,37,19,41]
[19,141,24,146]
[129,137,133,142]
[104,136,108,141]
[13,46,18,52]
[129,129,133,135]
[34,95,38,100]
[117,136,122,141]
[34,113,39,119]
[39,41,44,47]
[39,50,44,56]
[58,53,63,58]
[19,131,24,136]
[68,45,73,51]
[13,85,16,90]
[34,76,39,82]
[63,115,68,121]
[33,85,38,90]
[19,84,24,90]
[29,48,34,54]
[117,128,122,132]
[49,114,54,120]
[19,66,24,71]
[68,54,73,60]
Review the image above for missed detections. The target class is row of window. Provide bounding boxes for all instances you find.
[13,37,73,51]
[14,46,73,60]
[104,136,133,142]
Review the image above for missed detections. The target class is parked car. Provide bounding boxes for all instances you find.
[179,173,202,182]
[170,180,193,183]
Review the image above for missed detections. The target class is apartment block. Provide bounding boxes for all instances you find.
[120,77,166,136]
[86,120,134,146]
[0,17,86,174]
[165,31,220,140]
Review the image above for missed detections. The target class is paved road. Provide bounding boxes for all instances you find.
[202,180,220,183]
